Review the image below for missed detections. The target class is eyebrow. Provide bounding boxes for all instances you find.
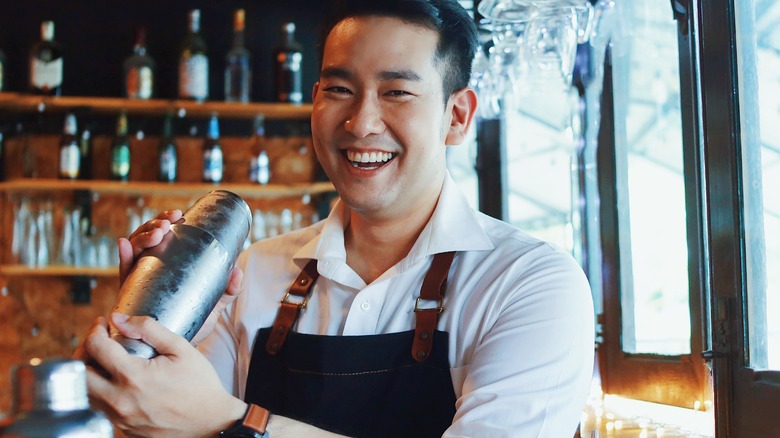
[320,67,422,82]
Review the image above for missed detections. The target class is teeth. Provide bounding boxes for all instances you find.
[346,150,394,164]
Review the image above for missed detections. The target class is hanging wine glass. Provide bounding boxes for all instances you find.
[477,0,539,24]
[524,10,579,89]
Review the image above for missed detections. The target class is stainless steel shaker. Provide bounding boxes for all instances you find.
[111,190,252,359]
[0,358,113,437]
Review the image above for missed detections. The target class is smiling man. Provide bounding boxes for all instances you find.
[80,1,595,437]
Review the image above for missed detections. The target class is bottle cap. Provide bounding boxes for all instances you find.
[234,9,245,32]
[41,21,55,41]
[63,113,77,136]
[12,358,89,413]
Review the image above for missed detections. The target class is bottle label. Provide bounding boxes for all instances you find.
[59,143,80,179]
[112,145,131,178]
[30,58,63,89]
[203,147,223,182]
[179,54,208,99]
[127,66,153,99]
[159,148,177,181]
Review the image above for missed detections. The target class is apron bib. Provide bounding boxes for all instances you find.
[245,252,457,437]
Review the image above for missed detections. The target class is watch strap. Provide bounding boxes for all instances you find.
[244,404,270,434]
[219,403,270,438]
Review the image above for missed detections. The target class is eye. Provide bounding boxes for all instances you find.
[386,90,412,97]
[324,86,351,94]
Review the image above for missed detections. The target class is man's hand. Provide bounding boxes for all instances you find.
[117,209,243,346]
[79,313,247,438]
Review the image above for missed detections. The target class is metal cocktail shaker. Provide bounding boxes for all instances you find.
[110,190,251,359]
[0,358,114,437]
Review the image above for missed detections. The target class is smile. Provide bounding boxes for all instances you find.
[344,150,396,169]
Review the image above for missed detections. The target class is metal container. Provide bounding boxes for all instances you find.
[0,358,113,437]
[111,190,251,359]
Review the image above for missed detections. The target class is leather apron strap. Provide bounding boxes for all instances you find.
[265,252,457,361]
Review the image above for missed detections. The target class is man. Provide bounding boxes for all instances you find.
[80,0,595,436]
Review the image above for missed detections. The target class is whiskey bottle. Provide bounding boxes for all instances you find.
[123,27,155,99]
[202,115,223,183]
[179,10,209,101]
[158,114,178,182]
[273,22,303,104]
[224,9,251,102]
[249,115,270,185]
[29,21,63,96]
[59,113,80,179]
[111,111,131,181]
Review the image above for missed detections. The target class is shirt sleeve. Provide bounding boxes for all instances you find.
[445,251,595,438]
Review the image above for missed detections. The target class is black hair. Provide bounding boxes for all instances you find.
[318,0,478,101]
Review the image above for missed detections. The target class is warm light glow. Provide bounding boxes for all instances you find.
[606,421,615,432]
[639,429,648,438]
[614,420,624,430]
[693,400,702,411]
[29,357,42,366]
[657,427,665,437]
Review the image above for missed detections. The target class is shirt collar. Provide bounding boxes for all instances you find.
[292,171,494,269]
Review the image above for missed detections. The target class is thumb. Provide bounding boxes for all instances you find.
[110,313,191,357]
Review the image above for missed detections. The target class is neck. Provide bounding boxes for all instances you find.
[344,183,443,284]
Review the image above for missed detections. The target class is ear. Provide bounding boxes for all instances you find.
[312,81,321,102]
[444,87,478,146]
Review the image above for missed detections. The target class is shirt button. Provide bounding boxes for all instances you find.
[360,301,371,311]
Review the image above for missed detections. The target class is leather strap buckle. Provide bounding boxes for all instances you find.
[414,297,443,313]
[281,289,310,309]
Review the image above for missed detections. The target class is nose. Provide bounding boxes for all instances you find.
[344,95,385,138]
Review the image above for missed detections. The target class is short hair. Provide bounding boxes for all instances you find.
[319,0,478,102]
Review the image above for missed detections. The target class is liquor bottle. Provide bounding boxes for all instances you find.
[58,113,80,179]
[29,21,63,96]
[224,9,251,103]
[249,115,270,184]
[111,111,131,181]
[123,27,155,99]
[158,113,178,182]
[179,9,209,101]
[0,47,6,91]
[202,114,223,183]
[273,22,303,104]
[79,126,93,179]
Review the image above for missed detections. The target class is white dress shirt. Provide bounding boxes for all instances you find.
[199,171,595,438]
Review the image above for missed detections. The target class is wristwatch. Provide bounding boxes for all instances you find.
[219,404,270,438]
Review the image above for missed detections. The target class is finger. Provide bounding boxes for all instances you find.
[117,237,134,284]
[213,268,243,314]
[224,267,243,298]
[127,219,170,243]
[154,209,183,222]
[83,316,141,378]
[111,313,191,358]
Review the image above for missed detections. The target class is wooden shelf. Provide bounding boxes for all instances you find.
[0,93,312,120]
[0,179,335,199]
[0,264,118,277]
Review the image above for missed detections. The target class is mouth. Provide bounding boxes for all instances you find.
[343,150,396,170]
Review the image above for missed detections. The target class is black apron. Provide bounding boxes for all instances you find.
[245,252,457,438]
